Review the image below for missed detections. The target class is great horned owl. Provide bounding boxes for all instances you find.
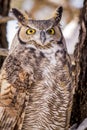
[0,7,74,130]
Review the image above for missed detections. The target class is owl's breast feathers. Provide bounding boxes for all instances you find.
[0,45,73,130]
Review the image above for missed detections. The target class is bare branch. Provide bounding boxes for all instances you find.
[0,16,14,24]
[0,48,9,56]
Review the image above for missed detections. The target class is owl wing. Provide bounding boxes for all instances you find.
[0,68,28,130]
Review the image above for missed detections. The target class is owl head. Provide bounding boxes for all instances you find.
[12,7,65,49]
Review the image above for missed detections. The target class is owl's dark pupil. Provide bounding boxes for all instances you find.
[30,30,33,33]
[49,30,52,33]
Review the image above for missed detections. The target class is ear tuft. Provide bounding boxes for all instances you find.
[54,6,63,23]
[12,8,25,23]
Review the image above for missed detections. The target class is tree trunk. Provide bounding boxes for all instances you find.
[70,0,87,127]
[0,0,11,68]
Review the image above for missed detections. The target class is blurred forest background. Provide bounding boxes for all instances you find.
[0,0,87,129]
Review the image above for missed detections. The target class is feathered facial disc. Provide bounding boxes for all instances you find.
[12,7,63,48]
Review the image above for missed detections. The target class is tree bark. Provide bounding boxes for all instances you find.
[0,0,11,68]
[70,0,87,127]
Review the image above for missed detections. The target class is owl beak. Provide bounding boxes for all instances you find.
[40,31,46,44]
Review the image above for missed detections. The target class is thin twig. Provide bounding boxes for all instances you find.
[0,48,9,56]
[0,16,14,24]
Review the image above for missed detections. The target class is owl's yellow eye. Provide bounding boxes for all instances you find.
[47,28,55,35]
[26,28,36,35]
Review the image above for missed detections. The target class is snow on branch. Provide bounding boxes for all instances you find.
[69,118,87,130]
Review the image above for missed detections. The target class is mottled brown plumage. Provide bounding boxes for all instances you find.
[0,7,74,130]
